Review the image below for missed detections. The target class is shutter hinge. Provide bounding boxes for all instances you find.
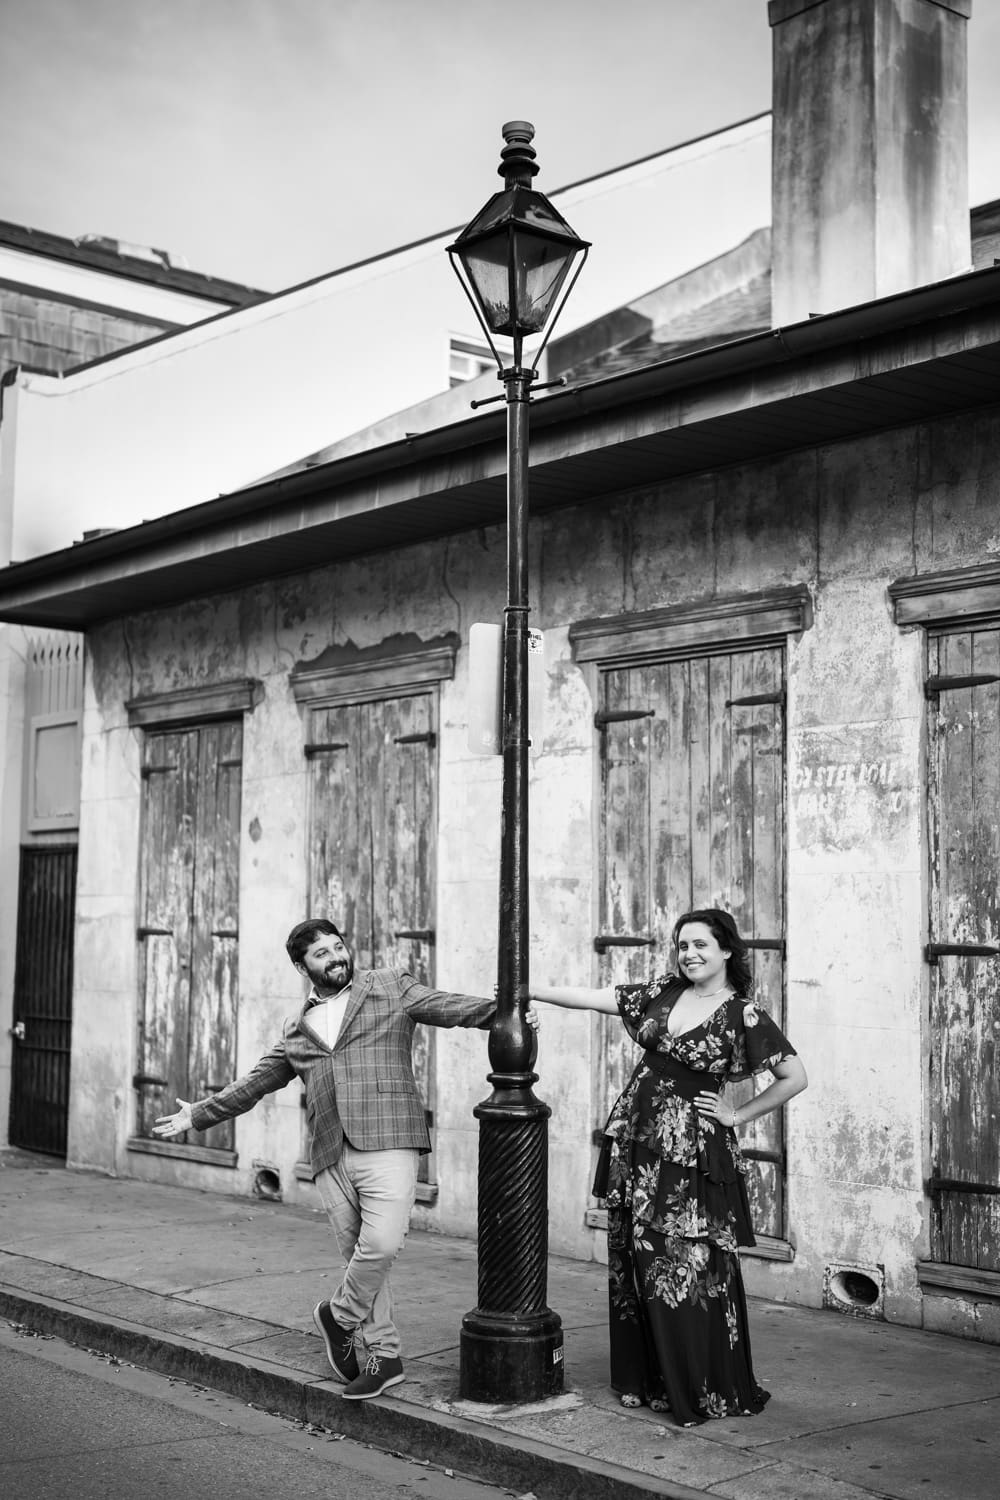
[725,691,786,707]
[594,709,654,728]
[744,938,786,955]
[304,741,349,758]
[137,926,172,939]
[132,1073,168,1089]
[740,1146,787,1171]
[924,673,1000,699]
[923,942,1000,966]
[594,934,655,954]
[926,1173,1000,1197]
[395,928,435,943]
[925,942,1000,964]
[394,732,436,747]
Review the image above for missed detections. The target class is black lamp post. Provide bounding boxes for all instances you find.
[449,121,588,1404]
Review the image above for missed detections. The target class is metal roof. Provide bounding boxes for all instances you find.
[0,219,267,306]
[3,263,1000,630]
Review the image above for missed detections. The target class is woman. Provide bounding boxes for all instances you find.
[531,908,807,1426]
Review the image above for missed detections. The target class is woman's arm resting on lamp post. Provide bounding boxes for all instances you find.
[529,984,618,1015]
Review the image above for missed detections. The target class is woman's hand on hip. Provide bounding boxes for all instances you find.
[694,1091,740,1128]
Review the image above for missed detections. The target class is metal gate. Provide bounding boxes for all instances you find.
[8,845,77,1155]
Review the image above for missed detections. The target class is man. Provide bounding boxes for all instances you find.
[154,918,529,1400]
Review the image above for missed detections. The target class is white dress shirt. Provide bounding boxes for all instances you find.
[306,984,352,1050]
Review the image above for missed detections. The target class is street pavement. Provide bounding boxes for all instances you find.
[0,1149,996,1500]
[0,1320,517,1500]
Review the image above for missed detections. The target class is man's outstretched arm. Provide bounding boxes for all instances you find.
[153,1043,296,1139]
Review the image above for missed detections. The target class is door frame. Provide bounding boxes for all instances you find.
[123,678,259,1169]
[569,586,811,1259]
[889,561,1000,1302]
[8,844,78,1156]
[290,635,458,1203]
[921,621,1000,1290]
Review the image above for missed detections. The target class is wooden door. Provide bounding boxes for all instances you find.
[595,645,787,1238]
[135,721,242,1150]
[8,846,77,1155]
[926,626,1000,1270]
[308,691,437,1177]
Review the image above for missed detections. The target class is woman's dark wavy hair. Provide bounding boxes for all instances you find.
[671,908,753,998]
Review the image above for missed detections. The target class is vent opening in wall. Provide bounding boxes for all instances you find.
[252,1164,282,1202]
[823,1261,885,1320]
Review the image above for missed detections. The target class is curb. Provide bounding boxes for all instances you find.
[0,1284,711,1500]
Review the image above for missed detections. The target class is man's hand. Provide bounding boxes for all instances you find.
[525,1003,540,1032]
[153,1098,193,1140]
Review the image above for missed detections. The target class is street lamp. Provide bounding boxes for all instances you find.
[449,121,588,1404]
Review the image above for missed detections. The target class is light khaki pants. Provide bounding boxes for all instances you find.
[315,1144,419,1358]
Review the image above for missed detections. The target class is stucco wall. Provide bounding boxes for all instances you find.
[72,400,1000,1332]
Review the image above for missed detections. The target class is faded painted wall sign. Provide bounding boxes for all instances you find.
[793,759,906,816]
[792,734,914,853]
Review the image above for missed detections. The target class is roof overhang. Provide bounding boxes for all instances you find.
[4,264,1000,630]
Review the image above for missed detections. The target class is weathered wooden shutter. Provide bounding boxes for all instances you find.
[926,626,1000,1271]
[375,695,437,1153]
[308,691,437,1178]
[136,722,241,1150]
[308,704,367,946]
[187,723,242,1148]
[595,645,787,1239]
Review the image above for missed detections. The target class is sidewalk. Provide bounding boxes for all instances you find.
[0,1152,996,1500]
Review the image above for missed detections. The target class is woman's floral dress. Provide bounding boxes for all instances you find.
[593,973,797,1426]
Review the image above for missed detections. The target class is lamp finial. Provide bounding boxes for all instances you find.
[498,121,539,187]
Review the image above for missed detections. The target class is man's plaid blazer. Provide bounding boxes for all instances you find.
[189,968,495,1178]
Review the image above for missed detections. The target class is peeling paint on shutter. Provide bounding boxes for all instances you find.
[926,626,1000,1271]
[136,722,242,1151]
[595,645,787,1238]
[308,691,438,1185]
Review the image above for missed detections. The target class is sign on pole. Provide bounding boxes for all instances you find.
[468,623,545,755]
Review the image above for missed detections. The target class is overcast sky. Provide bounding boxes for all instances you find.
[2,0,998,293]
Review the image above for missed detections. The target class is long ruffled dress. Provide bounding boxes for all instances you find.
[593,973,797,1426]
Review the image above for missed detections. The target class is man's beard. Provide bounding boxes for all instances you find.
[321,957,353,990]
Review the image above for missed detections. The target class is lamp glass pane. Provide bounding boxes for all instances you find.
[513,236,576,333]
[460,232,515,334]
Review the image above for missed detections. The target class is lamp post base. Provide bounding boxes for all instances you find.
[459,1308,564,1404]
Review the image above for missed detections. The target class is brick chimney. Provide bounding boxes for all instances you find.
[769,0,972,325]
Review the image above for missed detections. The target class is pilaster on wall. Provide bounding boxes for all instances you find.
[779,575,926,1320]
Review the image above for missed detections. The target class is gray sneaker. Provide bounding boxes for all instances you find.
[342,1352,404,1400]
[312,1301,359,1383]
